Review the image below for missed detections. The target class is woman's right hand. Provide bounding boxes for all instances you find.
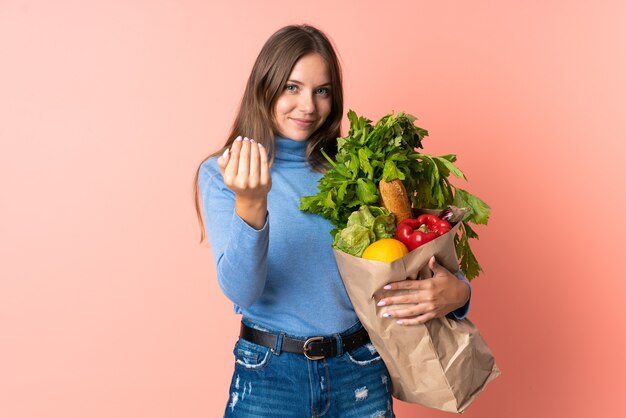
[217,136,271,229]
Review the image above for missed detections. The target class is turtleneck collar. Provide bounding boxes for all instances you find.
[274,135,308,165]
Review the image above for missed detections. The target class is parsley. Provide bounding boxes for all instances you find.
[300,110,490,280]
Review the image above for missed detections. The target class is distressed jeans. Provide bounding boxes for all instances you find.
[223,319,395,418]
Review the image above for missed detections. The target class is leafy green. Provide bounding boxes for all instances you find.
[455,223,482,279]
[332,224,372,257]
[300,110,491,280]
[332,206,395,257]
[453,188,491,225]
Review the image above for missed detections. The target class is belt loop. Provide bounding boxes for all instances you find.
[334,333,343,356]
[272,332,284,356]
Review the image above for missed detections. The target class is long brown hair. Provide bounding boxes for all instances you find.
[193,24,344,243]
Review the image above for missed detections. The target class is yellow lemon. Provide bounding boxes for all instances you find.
[361,238,409,262]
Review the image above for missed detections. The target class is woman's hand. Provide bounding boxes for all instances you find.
[377,256,470,326]
[218,136,271,229]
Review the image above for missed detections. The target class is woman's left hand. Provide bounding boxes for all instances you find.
[377,256,470,326]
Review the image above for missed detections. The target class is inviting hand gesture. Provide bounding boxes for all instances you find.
[218,136,271,229]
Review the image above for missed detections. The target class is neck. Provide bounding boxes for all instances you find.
[274,135,308,165]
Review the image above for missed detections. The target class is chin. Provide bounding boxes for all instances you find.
[290,133,311,141]
[278,130,311,141]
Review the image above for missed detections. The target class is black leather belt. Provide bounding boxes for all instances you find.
[239,322,370,361]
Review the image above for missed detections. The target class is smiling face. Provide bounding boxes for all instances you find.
[272,53,333,141]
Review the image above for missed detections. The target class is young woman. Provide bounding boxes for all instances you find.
[194,24,470,417]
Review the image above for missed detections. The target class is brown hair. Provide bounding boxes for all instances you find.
[193,24,344,243]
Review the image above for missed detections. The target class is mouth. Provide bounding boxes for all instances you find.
[290,117,316,128]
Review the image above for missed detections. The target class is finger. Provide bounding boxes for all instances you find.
[258,143,270,185]
[396,312,437,326]
[383,279,424,291]
[248,138,260,187]
[225,136,243,179]
[238,137,251,178]
[377,291,424,307]
[217,148,230,173]
[381,304,429,319]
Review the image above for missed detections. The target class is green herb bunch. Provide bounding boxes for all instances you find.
[299,110,490,280]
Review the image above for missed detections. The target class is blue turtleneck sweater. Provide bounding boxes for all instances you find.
[198,137,469,337]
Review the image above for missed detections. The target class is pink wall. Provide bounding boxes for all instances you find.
[1,1,625,417]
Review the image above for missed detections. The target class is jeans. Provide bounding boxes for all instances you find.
[223,319,395,417]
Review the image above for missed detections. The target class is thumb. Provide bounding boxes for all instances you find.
[429,256,445,275]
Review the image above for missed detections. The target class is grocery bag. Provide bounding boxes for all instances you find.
[333,221,500,413]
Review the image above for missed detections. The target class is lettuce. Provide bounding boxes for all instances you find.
[332,206,395,257]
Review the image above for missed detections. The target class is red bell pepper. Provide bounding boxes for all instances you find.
[395,214,452,251]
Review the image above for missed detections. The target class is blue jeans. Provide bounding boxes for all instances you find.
[223,319,395,417]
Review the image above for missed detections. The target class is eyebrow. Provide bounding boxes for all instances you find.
[287,79,332,88]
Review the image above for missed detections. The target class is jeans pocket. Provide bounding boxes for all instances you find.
[345,342,383,366]
[234,338,272,370]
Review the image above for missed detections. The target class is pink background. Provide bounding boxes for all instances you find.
[1,1,625,417]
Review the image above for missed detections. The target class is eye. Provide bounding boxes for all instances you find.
[285,84,298,92]
[316,87,330,96]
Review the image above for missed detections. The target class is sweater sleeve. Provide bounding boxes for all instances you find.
[198,159,269,308]
[447,270,471,320]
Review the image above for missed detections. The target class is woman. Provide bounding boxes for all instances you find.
[194,24,470,417]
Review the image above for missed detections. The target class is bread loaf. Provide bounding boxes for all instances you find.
[378,179,413,225]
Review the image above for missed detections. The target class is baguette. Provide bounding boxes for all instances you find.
[378,179,413,225]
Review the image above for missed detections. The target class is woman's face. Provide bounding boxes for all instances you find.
[273,53,333,141]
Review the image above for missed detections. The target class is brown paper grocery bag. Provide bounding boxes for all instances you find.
[333,222,500,413]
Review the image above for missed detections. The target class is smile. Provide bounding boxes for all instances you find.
[290,118,315,128]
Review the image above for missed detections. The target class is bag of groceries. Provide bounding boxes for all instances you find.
[332,209,500,412]
[300,110,500,412]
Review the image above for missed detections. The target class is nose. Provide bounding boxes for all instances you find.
[298,91,316,114]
